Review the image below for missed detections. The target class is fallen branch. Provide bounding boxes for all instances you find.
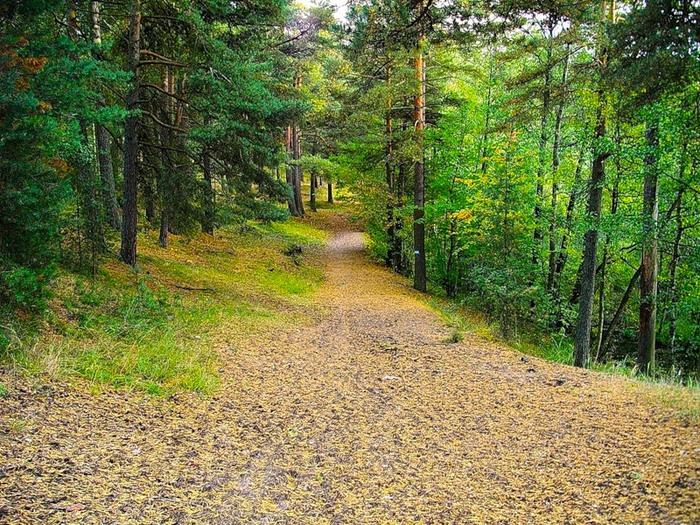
[171,284,216,293]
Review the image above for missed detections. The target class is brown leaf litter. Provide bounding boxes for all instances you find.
[1,210,699,524]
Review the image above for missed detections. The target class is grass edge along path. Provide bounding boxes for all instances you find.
[0,219,328,397]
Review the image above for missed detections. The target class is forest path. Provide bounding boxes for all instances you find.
[2,211,699,524]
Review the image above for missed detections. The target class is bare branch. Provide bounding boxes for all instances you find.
[142,111,186,132]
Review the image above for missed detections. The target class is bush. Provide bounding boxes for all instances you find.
[0,264,55,311]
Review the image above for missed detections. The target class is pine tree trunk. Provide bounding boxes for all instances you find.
[203,149,214,234]
[532,38,552,280]
[292,75,304,216]
[95,123,121,230]
[553,150,584,295]
[599,265,642,355]
[310,168,317,212]
[120,0,141,267]
[573,90,608,368]
[413,35,427,293]
[638,119,659,373]
[667,187,684,350]
[293,122,304,216]
[547,48,569,292]
[385,65,396,269]
[285,126,299,216]
[159,210,168,248]
[90,1,121,231]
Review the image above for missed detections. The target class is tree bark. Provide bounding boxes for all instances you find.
[91,1,121,231]
[285,126,299,216]
[532,36,552,280]
[159,210,168,248]
[637,119,659,373]
[413,34,427,293]
[292,75,304,216]
[120,0,141,266]
[310,168,317,212]
[385,64,396,269]
[598,265,642,356]
[293,121,304,216]
[553,149,584,299]
[202,116,215,235]
[547,48,569,292]
[667,187,684,350]
[573,89,608,368]
[327,182,333,204]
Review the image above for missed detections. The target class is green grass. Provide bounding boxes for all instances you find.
[1,217,328,396]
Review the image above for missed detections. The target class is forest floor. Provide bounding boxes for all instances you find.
[1,209,700,524]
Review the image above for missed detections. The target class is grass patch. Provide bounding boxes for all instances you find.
[1,217,328,396]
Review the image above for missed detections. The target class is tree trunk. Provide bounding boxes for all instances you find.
[478,49,495,176]
[310,168,317,212]
[532,36,552,280]
[413,34,427,293]
[90,1,121,231]
[159,210,168,248]
[202,117,214,235]
[667,187,684,350]
[327,182,333,204]
[293,121,304,216]
[594,159,621,362]
[598,265,642,356]
[547,48,569,292]
[120,0,141,267]
[285,126,299,216]
[292,75,304,216]
[637,119,659,373]
[385,65,396,269]
[573,89,608,368]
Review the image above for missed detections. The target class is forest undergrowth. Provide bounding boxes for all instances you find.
[0,219,326,397]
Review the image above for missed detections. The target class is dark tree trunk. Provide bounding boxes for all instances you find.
[293,122,304,216]
[285,125,299,216]
[310,169,317,212]
[594,164,621,362]
[547,47,569,292]
[667,187,684,350]
[91,1,120,231]
[96,123,121,230]
[327,182,333,204]
[554,150,584,296]
[573,90,608,368]
[598,265,642,356]
[202,114,215,235]
[202,147,214,234]
[144,181,156,225]
[413,37,427,293]
[637,120,659,373]
[385,66,397,270]
[532,37,552,280]
[478,50,494,176]
[159,210,168,248]
[120,0,141,267]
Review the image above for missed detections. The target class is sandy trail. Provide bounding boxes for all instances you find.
[1,214,699,524]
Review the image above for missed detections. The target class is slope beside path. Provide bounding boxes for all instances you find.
[1,211,699,523]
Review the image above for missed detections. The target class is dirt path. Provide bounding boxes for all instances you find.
[1,213,699,524]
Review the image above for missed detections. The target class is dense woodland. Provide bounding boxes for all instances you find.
[1,0,699,380]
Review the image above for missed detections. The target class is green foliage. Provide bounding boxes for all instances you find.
[0,266,56,311]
